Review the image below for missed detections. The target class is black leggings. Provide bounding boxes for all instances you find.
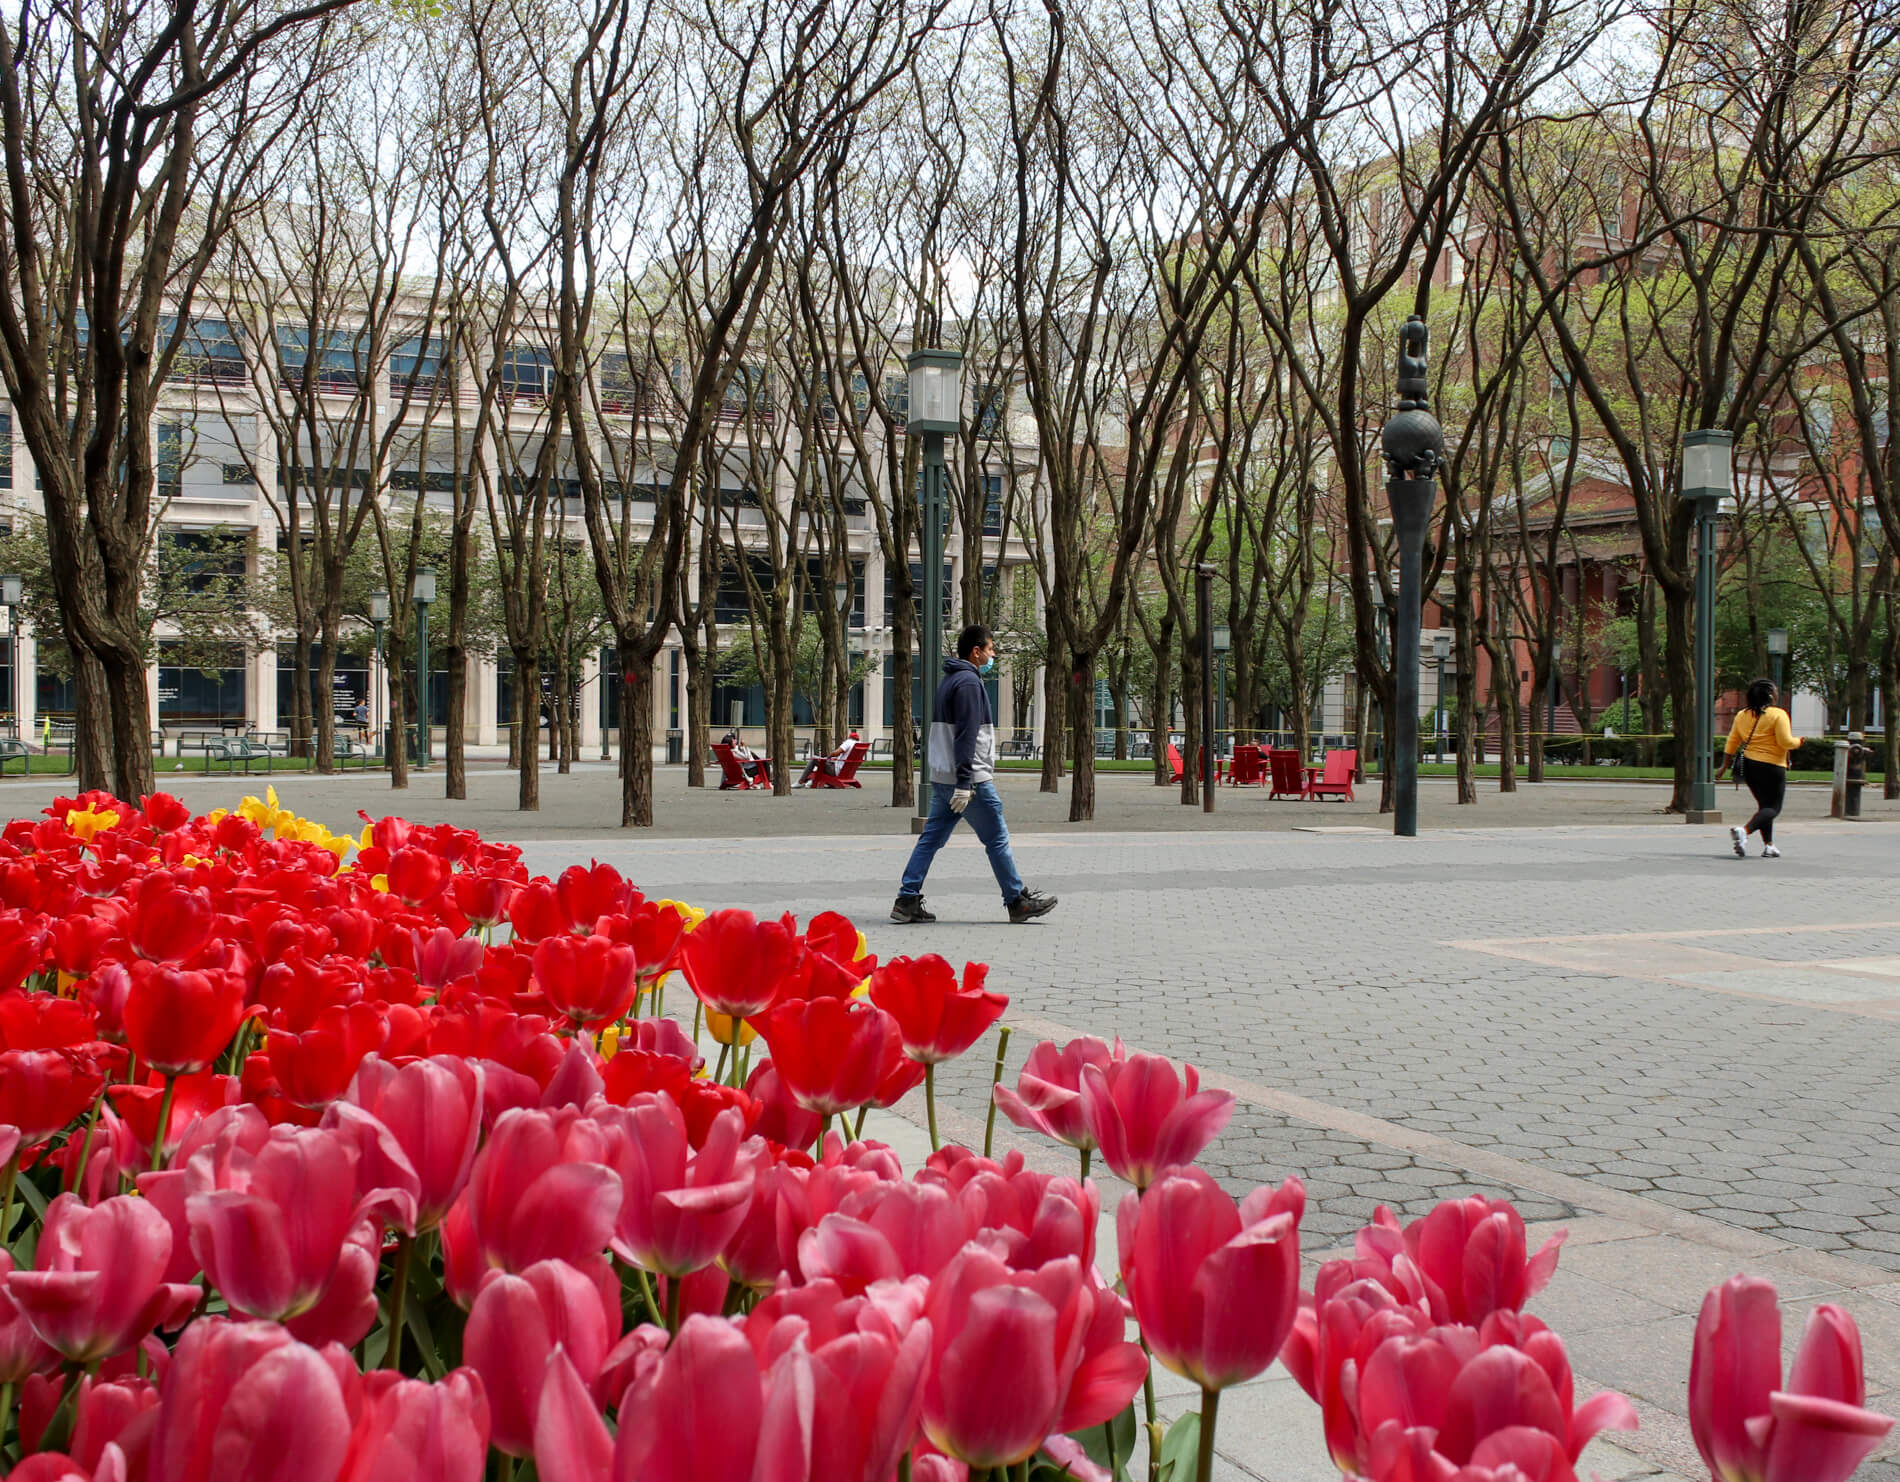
[1741,758,1786,843]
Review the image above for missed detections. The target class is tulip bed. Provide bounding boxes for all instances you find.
[0,789,1890,1482]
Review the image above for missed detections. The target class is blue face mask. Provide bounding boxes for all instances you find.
[980,657,995,674]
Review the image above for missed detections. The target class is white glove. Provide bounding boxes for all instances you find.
[949,788,972,814]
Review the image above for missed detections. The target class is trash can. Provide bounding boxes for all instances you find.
[666,729,684,766]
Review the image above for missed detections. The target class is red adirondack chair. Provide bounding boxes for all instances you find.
[1267,748,1306,799]
[1308,748,1357,801]
[1226,744,1266,786]
[712,743,769,791]
[807,741,870,789]
[1167,743,1185,782]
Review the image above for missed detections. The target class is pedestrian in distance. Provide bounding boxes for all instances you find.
[1721,677,1800,859]
[891,624,1057,925]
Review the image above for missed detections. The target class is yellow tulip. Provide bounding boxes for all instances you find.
[600,1025,622,1058]
[657,898,706,930]
[64,805,121,843]
[703,1009,758,1046]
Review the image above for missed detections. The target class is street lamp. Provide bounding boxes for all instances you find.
[1378,315,1446,838]
[907,346,962,831]
[1432,631,1451,764]
[369,589,389,758]
[1766,626,1789,693]
[1681,429,1732,822]
[412,567,436,768]
[0,574,21,730]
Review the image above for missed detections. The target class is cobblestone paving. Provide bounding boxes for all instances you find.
[519,820,1900,1272]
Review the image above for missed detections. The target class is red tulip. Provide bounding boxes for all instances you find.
[1119,1168,1304,1391]
[184,1125,376,1324]
[385,847,451,906]
[1691,1276,1894,1482]
[128,877,215,964]
[335,1369,491,1482]
[344,1055,483,1232]
[52,914,121,979]
[611,899,687,986]
[5,1194,198,1363]
[744,1058,823,1152]
[992,1036,1122,1151]
[0,1048,105,1146]
[918,1147,1098,1272]
[465,1261,617,1457]
[507,881,567,943]
[108,1071,240,1166]
[595,1096,759,1278]
[0,1250,58,1382]
[145,1318,359,1482]
[0,992,98,1050]
[0,914,46,992]
[869,955,1007,1064]
[532,934,638,1029]
[758,995,900,1118]
[123,961,246,1075]
[140,793,193,832]
[1079,1051,1234,1190]
[921,1246,1145,1469]
[678,909,809,1020]
[8,1451,125,1482]
[266,1003,388,1109]
[442,1107,622,1302]
[451,873,515,930]
[802,910,876,999]
[1401,1196,1567,1326]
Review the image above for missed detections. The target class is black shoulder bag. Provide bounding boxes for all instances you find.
[1726,712,1763,789]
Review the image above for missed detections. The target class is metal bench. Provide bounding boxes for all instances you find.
[332,734,371,770]
[174,730,226,758]
[0,737,31,776]
[207,736,276,775]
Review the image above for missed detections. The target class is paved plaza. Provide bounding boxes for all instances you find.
[10,768,1900,1479]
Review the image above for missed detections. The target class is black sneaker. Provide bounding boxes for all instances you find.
[890,895,936,924]
[1008,888,1058,924]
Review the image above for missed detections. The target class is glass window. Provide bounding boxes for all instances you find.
[276,642,371,729]
[501,346,553,400]
[275,327,364,392]
[982,475,1004,536]
[160,641,246,724]
[169,318,246,386]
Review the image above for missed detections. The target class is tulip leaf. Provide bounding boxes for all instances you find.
[1066,1402,1138,1481]
[403,1288,447,1379]
[1156,1411,1202,1482]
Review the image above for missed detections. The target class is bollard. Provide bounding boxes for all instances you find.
[1848,731,1869,819]
[1833,739,1850,819]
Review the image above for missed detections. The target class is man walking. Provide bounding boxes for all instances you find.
[892,624,1057,925]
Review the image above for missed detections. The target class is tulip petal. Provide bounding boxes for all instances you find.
[1690,1277,1782,1482]
[533,1346,614,1482]
[208,1342,354,1482]
[1787,1305,1868,1407]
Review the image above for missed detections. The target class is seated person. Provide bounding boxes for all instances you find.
[797,731,861,786]
[722,731,769,783]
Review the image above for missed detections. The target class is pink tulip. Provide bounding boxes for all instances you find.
[464,1261,618,1457]
[1691,1276,1894,1482]
[801,1181,977,1293]
[184,1125,377,1324]
[145,1318,360,1482]
[411,927,484,990]
[1403,1197,1566,1325]
[595,1096,759,1279]
[10,1450,128,1482]
[1079,1052,1233,1189]
[0,1249,59,1381]
[921,1246,1146,1469]
[1280,1277,1434,1476]
[69,1374,159,1480]
[6,1194,198,1363]
[343,1054,484,1231]
[919,1147,1099,1273]
[335,1369,491,1482]
[440,1106,622,1302]
[1118,1168,1304,1390]
[282,1223,382,1349]
[991,1036,1122,1151]
[1437,1340,1635,1468]
[531,1347,618,1482]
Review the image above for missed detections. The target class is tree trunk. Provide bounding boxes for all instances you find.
[891,611,916,810]
[1352,683,1370,784]
[1149,618,1174,787]
[768,620,795,797]
[619,648,655,827]
[516,648,540,812]
[101,646,154,802]
[315,615,339,777]
[1178,637,1201,806]
[1638,573,1663,769]
[1489,639,1518,794]
[291,637,315,762]
[1066,649,1096,822]
[1038,646,1065,793]
[1664,581,1694,813]
[69,640,111,791]
[444,646,467,800]
[1883,593,1898,800]
[386,632,410,790]
[685,620,712,788]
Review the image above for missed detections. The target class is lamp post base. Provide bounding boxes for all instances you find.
[1684,809,1725,824]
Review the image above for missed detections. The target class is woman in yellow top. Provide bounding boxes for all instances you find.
[1720,678,1800,858]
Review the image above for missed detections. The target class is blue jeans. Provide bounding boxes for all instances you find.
[899,782,1024,905]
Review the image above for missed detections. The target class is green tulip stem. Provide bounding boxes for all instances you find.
[0,1150,19,1245]
[925,1063,939,1152]
[149,1075,179,1173]
[1140,1332,1160,1482]
[712,1041,731,1086]
[1103,1417,1120,1477]
[633,1266,661,1328]
[382,1233,414,1369]
[69,1100,104,1205]
[664,1271,683,1336]
[690,999,701,1042]
[983,1028,1011,1158]
[1080,1146,1091,1181]
[852,1105,868,1141]
[0,1379,13,1457]
[1196,1387,1220,1482]
[897,1455,910,1482]
[820,1113,833,1147]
